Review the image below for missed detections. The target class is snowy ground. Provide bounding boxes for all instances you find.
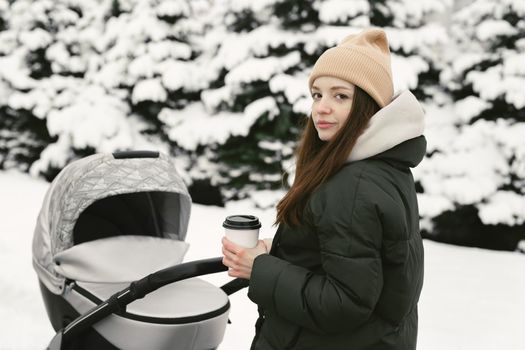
[0,171,524,350]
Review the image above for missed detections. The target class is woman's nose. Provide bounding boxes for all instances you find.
[315,98,332,114]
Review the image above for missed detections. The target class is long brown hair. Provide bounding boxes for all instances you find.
[275,86,380,227]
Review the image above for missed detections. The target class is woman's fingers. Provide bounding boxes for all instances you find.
[227,269,243,278]
[222,236,266,280]
[222,245,252,270]
[227,266,251,279]
[222,245,237,261]
[222,237,242,254]
[222,249,251,279]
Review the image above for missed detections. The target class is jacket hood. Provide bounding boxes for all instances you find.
[347,90,426,167]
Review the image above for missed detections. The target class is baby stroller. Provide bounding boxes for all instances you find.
[32,151,245,350]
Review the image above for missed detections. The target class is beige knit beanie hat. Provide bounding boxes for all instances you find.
[308,28,394,107]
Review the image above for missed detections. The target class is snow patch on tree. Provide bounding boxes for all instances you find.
[317,0,370,24]
[453,96,492,123]
[478,191,525,226]
[132,78,167,104]
[225,52,301,85]
[160,97,278,150]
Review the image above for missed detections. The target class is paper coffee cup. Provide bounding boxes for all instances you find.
[223,215,261,248]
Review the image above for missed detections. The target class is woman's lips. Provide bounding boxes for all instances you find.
[316,121,335,129]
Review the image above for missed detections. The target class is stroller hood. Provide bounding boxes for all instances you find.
[32,152,192,294]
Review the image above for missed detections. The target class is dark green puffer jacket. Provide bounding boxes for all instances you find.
[248,94,426,349]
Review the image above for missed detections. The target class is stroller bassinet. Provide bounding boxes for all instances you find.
[32,151,233,350]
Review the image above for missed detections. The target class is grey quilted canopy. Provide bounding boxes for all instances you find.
[32,152,192,294]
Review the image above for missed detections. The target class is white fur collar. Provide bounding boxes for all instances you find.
[347,90,425,162]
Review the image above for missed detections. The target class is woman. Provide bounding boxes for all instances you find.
[222,27,426,350]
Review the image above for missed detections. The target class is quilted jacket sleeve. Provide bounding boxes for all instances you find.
[248,167,384,334]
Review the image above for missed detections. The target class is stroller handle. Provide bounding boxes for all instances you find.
[51,257,228,349]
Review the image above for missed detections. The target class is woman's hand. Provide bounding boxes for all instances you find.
[221,237,268,279]
[262,238,273,253]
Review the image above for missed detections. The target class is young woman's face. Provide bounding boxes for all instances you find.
[310,76,355,141]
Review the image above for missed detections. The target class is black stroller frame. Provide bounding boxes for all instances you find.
[48,258,248,350]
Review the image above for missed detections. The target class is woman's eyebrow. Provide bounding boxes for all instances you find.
[330,86,353,92]
[311,85,353,92]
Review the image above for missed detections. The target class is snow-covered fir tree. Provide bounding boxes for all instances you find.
[158,0,453,207]
[1,0,523,249]
[0,0,55,172]
[414,0,525,250]
[0,0,212,183]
